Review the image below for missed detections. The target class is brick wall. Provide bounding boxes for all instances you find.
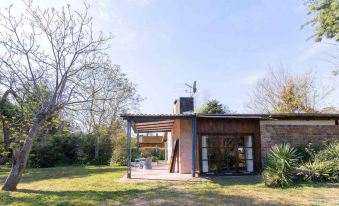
[260,123,339,163]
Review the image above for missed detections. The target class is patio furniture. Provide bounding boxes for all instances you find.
[143,157,153,169]
[134,158,146,168]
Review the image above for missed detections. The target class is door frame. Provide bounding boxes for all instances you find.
[198,133,255,175]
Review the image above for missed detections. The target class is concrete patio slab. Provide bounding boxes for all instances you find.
[118,162,198,182]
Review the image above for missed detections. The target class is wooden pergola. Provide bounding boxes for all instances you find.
[120,114,197,178]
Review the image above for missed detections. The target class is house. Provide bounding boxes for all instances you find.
[137,135,165,157]
[121,97,339,178]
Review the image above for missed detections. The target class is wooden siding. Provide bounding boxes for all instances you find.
[197,118,261,174]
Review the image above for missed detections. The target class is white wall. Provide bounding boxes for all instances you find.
[260,120,335,126]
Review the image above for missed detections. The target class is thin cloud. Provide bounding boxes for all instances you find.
[241,73,263,85]
[127,0,153,5]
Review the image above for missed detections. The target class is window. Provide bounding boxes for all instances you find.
[201,134,254,174]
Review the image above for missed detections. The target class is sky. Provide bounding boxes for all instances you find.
[2,0,338,114]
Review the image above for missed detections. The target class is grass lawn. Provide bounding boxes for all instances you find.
[0,166,338,206]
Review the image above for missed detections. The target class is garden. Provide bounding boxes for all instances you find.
[263,142,338,187]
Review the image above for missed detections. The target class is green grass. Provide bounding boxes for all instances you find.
[0,166,338,206]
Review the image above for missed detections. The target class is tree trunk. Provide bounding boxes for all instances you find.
[94,129,100,159]
[2,116,44,191]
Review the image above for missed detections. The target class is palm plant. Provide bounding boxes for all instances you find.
[316,143,339,162]
[298,142,339,182]
[263,144,300,187]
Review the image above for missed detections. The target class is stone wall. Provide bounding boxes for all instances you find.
[260,122,339,163]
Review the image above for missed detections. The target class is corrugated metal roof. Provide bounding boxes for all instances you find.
[121,113,195,118]
[198,113,339,120]
[121,113,339,133]
[121,113,339,120]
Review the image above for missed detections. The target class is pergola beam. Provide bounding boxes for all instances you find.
[135,120,174,126]
[135,127,173,131]
[135,125,174,130]
[137,129,172,133]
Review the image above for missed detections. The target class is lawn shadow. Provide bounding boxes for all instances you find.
[1,185,292,206]
[202,175,263,186]
[286,181,339,189]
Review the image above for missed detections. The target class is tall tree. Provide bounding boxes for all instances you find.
[304,0,339,75]
[304,0,339,42]
[198,99,233,114]
[247,66,332,113]
[76,64,141,160]
[0,1,110,190]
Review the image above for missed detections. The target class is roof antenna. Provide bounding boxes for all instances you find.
[185,81,197,97]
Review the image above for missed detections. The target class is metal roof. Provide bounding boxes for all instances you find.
[196,113,339,119]
[121,113,195,118]
[120,113,339,133]
[122,113,339,119]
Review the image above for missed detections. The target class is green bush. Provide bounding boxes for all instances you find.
[110,133,137,166]
[297,160,338,182]
[297,143,339,182]
[316,143,339,162]
[29,131,113,168]
[295,143,324,163]
[263,142,339,187]
[77,133,113,165]
[29,133,78,168]
[263,144,300,187]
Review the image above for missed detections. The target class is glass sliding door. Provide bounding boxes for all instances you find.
[201,134,254,175]
[201,135,218,174]
[237,135,254,173]
[220,136,237,174]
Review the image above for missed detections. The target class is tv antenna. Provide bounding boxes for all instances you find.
[185,81,197,97]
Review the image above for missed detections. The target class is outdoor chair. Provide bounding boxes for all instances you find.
[133,158,145,168]
[143,157,153,169]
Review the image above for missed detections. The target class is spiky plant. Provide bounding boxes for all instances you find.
[263,144,300,187]
[316,143,339,162]
[298,142,339,182]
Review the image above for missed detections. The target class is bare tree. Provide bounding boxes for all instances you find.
[247,65,332,113]
[75,64,141,159]
[0,1,111,190]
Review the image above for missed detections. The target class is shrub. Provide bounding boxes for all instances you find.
[295,143,324,163]
[29,133,78,168]
[263,144,300,187]
[110,133,137,166]
[297,160,338,182]
[297,142,339,182]
[316,143,339,162]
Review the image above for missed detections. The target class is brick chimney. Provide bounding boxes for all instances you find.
[173,97,194,114]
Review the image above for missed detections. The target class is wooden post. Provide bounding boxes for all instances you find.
[191,117,197,177]
[136,132,140,158]
[127,120,132,178]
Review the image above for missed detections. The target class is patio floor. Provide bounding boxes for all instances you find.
[118,162,197,182]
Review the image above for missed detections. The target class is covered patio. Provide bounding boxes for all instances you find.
[120,114,197,179]
[119,161,195,182]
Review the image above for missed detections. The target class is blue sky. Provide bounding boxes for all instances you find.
[4,0,339,113]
